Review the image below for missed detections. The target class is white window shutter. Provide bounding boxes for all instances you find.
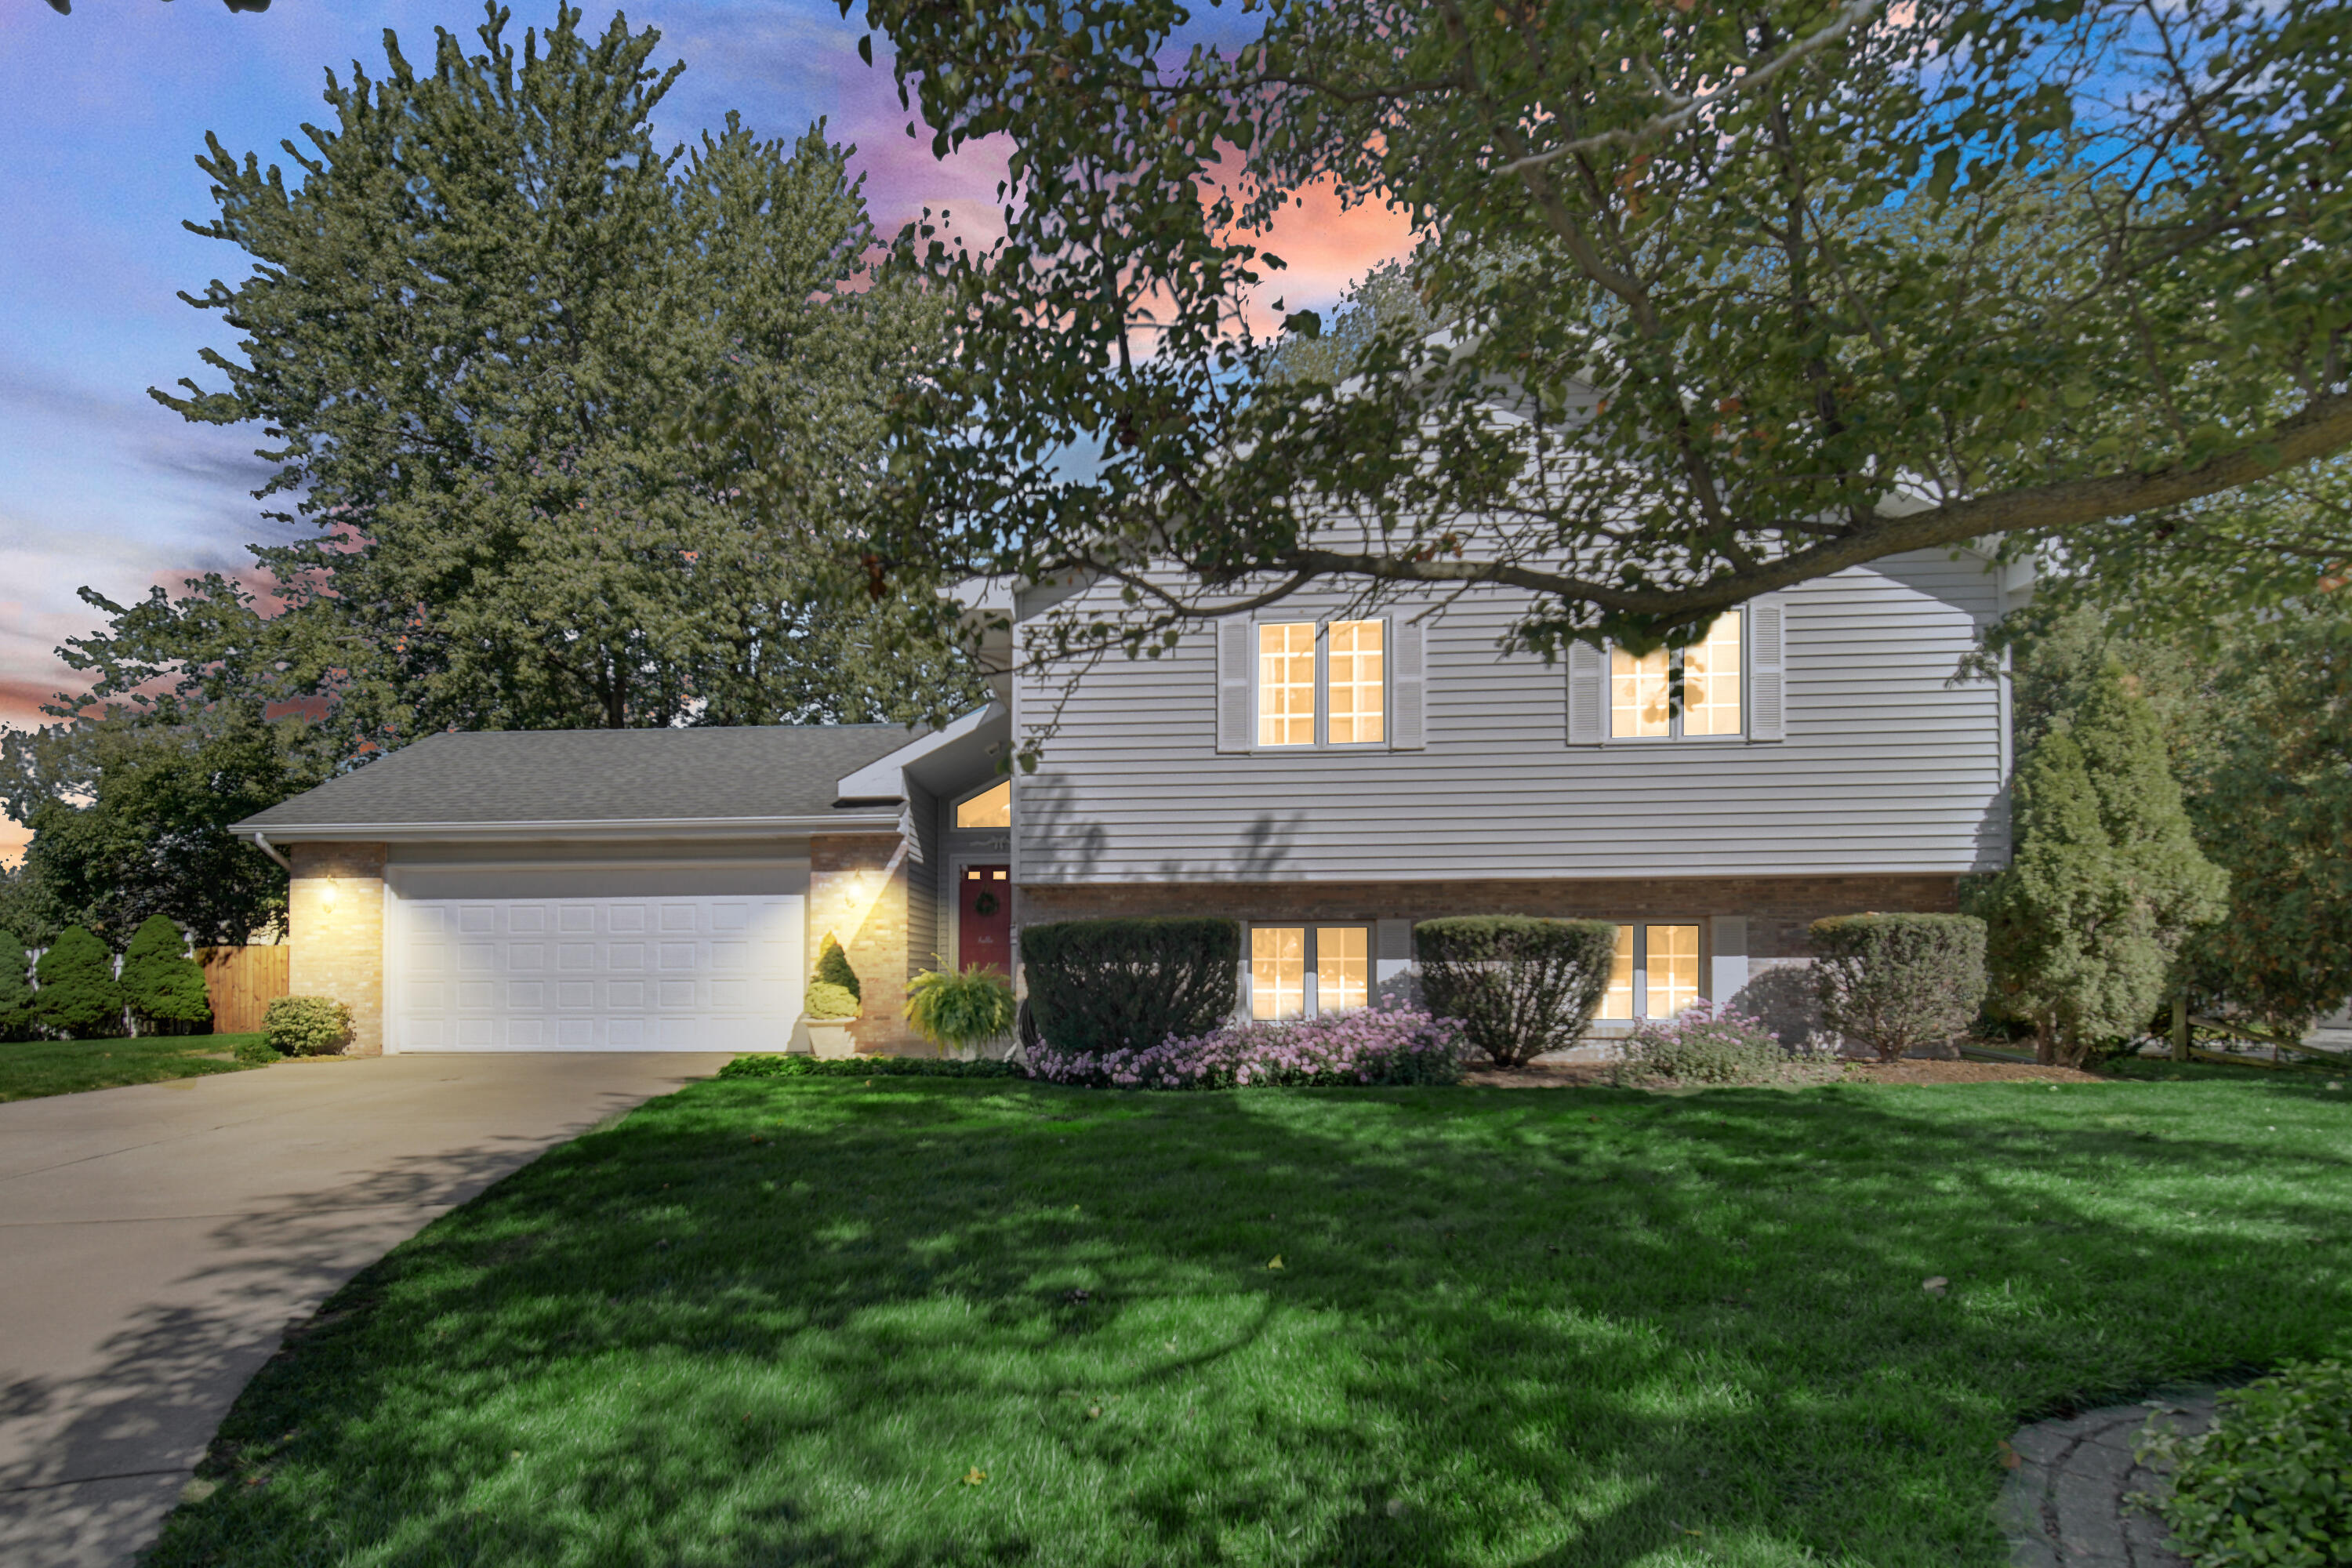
[1388,616,1426,750]
[1566,640,1606,745]
[1748,595,1787,742]
[1216,619,1252,753]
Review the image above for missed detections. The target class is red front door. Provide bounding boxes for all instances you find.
[958,865,1011,974]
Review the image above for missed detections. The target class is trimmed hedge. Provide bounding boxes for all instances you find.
[122,916,212,1034]
[1809,913,1987,1062]
[1020,917,1241,1057]
[717,1054,1023,1080]
[1415,916,1617,1065]
[34,926,125,1040]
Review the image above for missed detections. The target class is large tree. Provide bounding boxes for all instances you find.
[839,0,2351,662]
[100,4,976,746]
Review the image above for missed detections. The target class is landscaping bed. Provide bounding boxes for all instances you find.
[151,1072,2350,1566]
[0,1033,265,1102]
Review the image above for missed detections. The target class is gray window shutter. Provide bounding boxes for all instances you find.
[1566,641,1606,745]
[1375,917,1416,1004]
[1748,595,1787,742]
[1709,916,1748,1007]
[1388,615,1426,750]
[1216,619,1252,753]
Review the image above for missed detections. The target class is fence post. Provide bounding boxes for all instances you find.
[2172,989,2190,1062]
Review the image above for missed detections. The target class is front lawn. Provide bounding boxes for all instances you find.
[0,1033,264,1102]
[154,1073,2351,1566]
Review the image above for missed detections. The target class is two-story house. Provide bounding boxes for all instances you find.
[234,546,2025,1056]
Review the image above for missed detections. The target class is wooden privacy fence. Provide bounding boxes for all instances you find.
[198,946,290,1034]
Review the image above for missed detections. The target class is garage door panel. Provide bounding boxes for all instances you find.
[394,884,801,1052]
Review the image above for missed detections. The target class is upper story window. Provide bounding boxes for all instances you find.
[953,780,1011,829]
[1257,619,1385,747]
[1610,610,1743,740]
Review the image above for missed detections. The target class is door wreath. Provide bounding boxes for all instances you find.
[972,890,1000,917]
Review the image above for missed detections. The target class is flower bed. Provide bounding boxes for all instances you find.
[1025,1004,1465,1090]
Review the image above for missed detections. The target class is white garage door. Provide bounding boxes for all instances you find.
[391,880,803,1052]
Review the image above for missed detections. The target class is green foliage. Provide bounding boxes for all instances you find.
[234,1036,285,1065]
[1970,664,2227,1065]
[1414,917,1617,1067]
[0,929,33,1042]
[120,915,213,1034]
[2140,1361,2352,1568]
[263,995,352,1057]
[804,981,860,1021]
[716,1053,1023,1080]
[33,926,125,1040]
[1611,1004,1809,1087]
[848,0,2351,668]
[903,966,1018,1055]
[1810,914,1987,1062]
[814,935,862,1003]
[80,5,976,754]
[1019,917,1241,1056]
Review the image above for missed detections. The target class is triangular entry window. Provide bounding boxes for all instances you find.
[954,780,1011,829]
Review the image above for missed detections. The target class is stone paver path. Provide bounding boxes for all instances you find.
[1998,1390,2218,1566]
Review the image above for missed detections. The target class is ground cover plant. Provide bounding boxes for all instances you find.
[149,1067,2351,1566]
[0,1033,263,1101]
[2139,1359,2352,1567]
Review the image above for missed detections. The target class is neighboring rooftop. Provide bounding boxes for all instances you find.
[234,724,927,833]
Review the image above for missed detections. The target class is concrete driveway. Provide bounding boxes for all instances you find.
[0,1051,733,1566]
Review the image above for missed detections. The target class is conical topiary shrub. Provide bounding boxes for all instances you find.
[34,925,126,1040]
[0,930,33,1042]
[120,915,213,1035]
[815,934,862,1003]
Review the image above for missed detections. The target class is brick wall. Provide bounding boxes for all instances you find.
[810,834,927,1055]
[1018,874,1962,961]
[287,841,387,1056]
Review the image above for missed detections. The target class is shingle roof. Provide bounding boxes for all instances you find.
[234,724,924,831]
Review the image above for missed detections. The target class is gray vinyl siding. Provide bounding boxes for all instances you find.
[1014,551,2009,882]
[905,779,939,976]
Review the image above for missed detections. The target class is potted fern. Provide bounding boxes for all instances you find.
[904,964,1019,1060]
[800,935,862,1058]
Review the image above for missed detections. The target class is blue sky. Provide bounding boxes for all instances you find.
[0,0,1404,858]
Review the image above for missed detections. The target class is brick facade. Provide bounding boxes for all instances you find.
[287,841,387,1056]
[1018,874,1963,962]
[809,834,928,1055]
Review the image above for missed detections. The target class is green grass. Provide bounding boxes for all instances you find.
[152,1072,2352,1566]
[0,1033,264,1101]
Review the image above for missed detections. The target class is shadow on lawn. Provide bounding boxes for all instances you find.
[148,1077,2352,1568]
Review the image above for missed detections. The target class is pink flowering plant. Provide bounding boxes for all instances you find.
[1024,1004,1465,1090]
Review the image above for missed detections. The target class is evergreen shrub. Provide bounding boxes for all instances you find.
[904,965,1018,1055]
[1415,916,1617,1065]
[33,926,125,1040]
[804,981,860,1020]
[1021,917,1241,1056]
[815,935,862,1001]
[1809,913,1987,1062]
[264,995,353,1056]
[121,916,213,1034]
[0,929,33,1041]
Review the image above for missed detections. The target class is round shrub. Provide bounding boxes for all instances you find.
[1611,1002,1808,1087]
[121,916,213,1034]
[1021,917,1240,1056]
[264,994,353,1057]
[33,926,125,1040]
[1415,916,1617,1065]
[904,964,1018,1056]
[0,929,33,1042]
[2141,1359,2352,1568]
[1810,913,1988,1062]
[804,980,860,1020]
[814,935,862,1002]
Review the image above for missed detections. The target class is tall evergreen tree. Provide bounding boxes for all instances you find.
[120,916,215,1036]
[33,927,127,1042]
[1972,663,2227,1064]
[0,931,33,1043]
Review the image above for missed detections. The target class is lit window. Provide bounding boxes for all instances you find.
[955,780,1011,829]
[1599,926,1635,1019]
[1258,623,1317,747]
[1611,646,1671,738]
[1646,924,1700,1018]
[1609,612,1743,739]
[1315,924,1368,1011]
[1252,927,1307,1019]
[1327,621,1385,744]
[1684,611,1744,735]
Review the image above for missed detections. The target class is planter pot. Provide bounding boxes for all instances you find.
[803,1017,859,1059]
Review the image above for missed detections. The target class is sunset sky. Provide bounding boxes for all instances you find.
[0,0,1413,860]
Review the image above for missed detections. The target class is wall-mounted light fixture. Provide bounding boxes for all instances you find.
[321,874,339,915]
